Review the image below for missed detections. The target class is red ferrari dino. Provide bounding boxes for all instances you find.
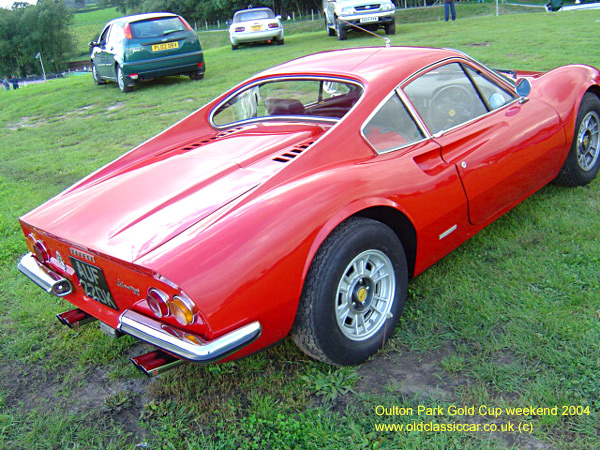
[18,47,600,374]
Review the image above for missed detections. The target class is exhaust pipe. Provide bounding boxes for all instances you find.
[56,308,97,328]
[130,349,186,377]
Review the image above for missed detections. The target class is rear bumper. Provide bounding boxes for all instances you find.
[230,29,284,45]
[122,51,205,78]
[18,253,261,363]
[118,310,261,363]
[18,253,72,297]
[337,13,394,28]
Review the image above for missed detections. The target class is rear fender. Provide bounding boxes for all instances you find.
[301,198,416,281]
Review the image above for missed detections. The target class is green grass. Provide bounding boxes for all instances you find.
[67,3,554,59]
[1,6,600,450]
[70,7,122,60]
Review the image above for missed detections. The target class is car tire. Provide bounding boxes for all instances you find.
[336,19,348,41]
[189,71,204,81]
[554,93,600,186]
[277,38,284,46]
[231,44,238,50]
[291,217,408,366]
[91,61,105,85]
[385,22,396,35]
[116,65,132,93]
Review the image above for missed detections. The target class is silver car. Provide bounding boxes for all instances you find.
[323,0,396,40]
[229,7,284,50]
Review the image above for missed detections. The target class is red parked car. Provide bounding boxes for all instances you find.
[18,47,600,375]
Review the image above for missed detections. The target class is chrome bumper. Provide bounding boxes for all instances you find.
[18,253,73,297]
[19,252,261,363]
[118,310,261,363]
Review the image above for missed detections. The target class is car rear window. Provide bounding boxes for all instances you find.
[234,10,275,23]
[131,17,187,39]
[212,78,363,127]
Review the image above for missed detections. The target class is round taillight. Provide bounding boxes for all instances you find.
[33,240,49,263]
[25,234,36,253]
[146,288,169,318]
[170,295,195,326]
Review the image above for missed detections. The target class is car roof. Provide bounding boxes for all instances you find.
[258,46,466,88]
[111,12,180,25]
[234,7,274,15]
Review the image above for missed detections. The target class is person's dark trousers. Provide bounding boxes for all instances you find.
[445,2,456,21]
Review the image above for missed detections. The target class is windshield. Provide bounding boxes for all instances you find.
[212,78,362,127]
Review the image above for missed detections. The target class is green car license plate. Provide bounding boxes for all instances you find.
[70,257,117,310]
[152,41,179,52]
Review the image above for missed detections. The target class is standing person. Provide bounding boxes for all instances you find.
[444,0,457,22]
[10,75,19,90]
[2,77,9,91]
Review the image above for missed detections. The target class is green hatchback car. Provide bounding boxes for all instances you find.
[90,12,205,93]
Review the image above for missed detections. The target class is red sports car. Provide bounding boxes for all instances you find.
[18,47,600,374]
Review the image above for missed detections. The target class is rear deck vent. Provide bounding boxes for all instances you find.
[180,128,243,152]
[273,141,314,163]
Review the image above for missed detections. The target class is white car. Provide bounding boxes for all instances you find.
[323,0,395,40]
[229,7,284,50]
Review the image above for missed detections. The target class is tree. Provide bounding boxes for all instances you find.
[0,0,74,77]
[122,0,322,24]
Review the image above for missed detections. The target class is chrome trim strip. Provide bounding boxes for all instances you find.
[118,309,262,363]
[397,87,431,139]
[18,253,73,297]
[444,48,517,87]
[439,224,458,240]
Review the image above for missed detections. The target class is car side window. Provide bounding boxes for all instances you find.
[463,65,516,110]
[404,63,488,135]
[362,92,425,153]
[99,25,111,46]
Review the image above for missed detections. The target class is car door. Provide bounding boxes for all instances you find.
[94,24,113,78]
[403,61,566,225]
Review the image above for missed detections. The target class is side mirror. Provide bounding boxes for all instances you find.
[489,92,506,109]
[515,78,531,98]
[89,41,98,48]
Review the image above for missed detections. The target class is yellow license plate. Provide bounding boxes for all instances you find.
[151,41,179,52]
[251,25,262,31]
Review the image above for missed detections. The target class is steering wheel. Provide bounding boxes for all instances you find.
[428,84,477,133]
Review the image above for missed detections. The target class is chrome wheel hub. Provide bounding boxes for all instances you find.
[335,250,396,341]
[577,111,599,171]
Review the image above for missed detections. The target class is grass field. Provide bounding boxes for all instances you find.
[1,6,599,450]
